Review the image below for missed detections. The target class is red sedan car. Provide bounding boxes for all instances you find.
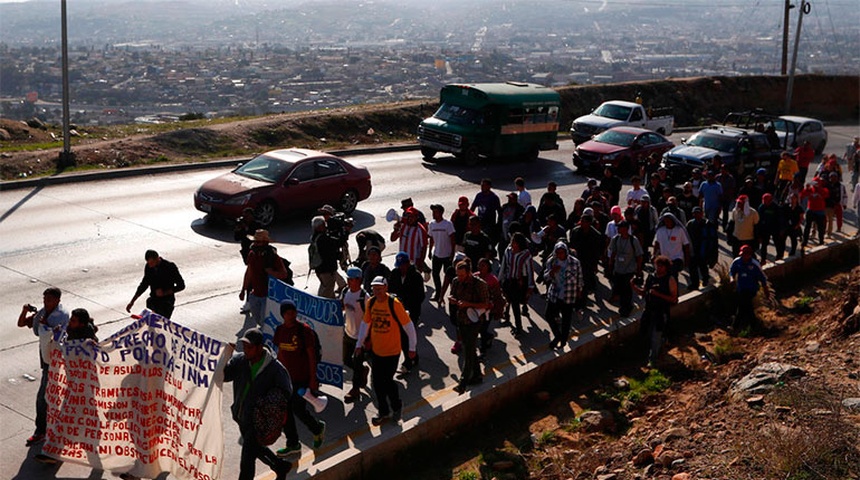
[194,148,372,227]
[572,126,674,176]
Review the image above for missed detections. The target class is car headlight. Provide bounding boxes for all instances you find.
[417,125,424,135]
[225,194,251,206]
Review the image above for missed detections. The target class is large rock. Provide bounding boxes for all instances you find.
[730,362,805,400]
[842,398,860,412]
[579,410,616,433]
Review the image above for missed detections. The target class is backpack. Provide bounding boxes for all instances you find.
[367,294,404,326]
[298,322,323,364]
[308,237,323,269]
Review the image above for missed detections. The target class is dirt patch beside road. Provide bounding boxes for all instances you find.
[405,266,860,480]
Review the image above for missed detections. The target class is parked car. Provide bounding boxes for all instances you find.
[570,100,674,145]
[194,148,372,227]
[723,111,828,153]
[771,116,827,153]
[572,126,674,175]
[661,126,780,184]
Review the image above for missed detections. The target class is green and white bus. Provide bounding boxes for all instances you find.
[417,82,561,166]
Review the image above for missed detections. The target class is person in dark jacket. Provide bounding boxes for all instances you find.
[685,207,719,290]
[599,166,623,207]
[224,328,293,480]
[126,250,185,319]
[66,308,98,341]
[311,216,346,298]
[756,193,784,264]
[388,252,426,371]
[568,213,604,299]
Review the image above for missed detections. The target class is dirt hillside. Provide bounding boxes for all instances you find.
[412,266,860,480]
[1,74,857,181]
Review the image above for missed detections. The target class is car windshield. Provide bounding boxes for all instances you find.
[687,132,739,154]
[593,130,636,147]
[770,118,798,135]
[593,103,632,121]
[433,103,484,125]
[234,154,295,183]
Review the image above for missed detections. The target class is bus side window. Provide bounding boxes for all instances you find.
[547,106,559,122]
[508,108,524,125]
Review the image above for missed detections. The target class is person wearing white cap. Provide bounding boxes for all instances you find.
[355,276,416,426]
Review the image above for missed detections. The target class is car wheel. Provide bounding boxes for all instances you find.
[254,201,277,228]
[459,146,480,167]
[420,147,437,160]
[339,189,359,214]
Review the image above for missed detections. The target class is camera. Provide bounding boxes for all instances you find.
[26,304,38,313]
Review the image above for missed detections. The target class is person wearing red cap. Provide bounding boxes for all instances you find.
[800,178,828,247]
[728,195,759,258]
[390,206,428,275]
[729,244,770,333]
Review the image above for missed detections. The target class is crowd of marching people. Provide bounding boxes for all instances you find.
[19,138,859,480]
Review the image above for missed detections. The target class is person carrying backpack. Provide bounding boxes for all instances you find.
[354,276,417,426]
[272,300,326,458]
[341,267,369,404]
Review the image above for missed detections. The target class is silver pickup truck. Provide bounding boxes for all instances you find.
[570,100,674,145]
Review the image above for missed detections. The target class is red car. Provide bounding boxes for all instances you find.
[194,148,372,227]
[572,126,674,176]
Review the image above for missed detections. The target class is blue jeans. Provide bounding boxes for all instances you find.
[248,294,266,326]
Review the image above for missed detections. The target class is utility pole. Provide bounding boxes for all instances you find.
[781,0,794,75]
[785,0,809,114]
[58,0,76,168]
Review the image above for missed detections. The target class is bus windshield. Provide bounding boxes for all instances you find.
[434,103,484,126]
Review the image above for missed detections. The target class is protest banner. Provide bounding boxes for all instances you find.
[41,311,229,480]
[261,277,345,387]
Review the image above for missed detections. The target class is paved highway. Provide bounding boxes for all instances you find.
[1,124,857,479]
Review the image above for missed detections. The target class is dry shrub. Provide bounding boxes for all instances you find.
[742,380,860,479]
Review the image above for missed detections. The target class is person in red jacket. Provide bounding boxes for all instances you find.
[794,140,815,181]
[800,178,828,247]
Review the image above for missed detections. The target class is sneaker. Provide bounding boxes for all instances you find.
[313,421,326,449]
[274,459,293,480]
[371,413,390,426]
[25,433,45,446]
[451,341,461,354]
[34,453,58,465]
[454,383,467,394]
[344,387,360,404]
[276,444,301,458]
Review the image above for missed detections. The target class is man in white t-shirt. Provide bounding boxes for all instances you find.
[626,175,646,207]
[515,176,532,208]
[341,267,369,404]
[653,212,690,279]
[427,204,456,302]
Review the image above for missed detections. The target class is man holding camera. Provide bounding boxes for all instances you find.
[17,287,69,446]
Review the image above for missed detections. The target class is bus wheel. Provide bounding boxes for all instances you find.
[460,146,480,167]
[524,146,539,163]
[420,147,437,160]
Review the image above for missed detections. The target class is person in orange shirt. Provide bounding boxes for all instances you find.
[354,276,416,426]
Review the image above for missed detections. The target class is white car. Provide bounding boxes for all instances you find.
[771,116,828,153]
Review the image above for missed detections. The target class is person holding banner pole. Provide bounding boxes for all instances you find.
[355,276,417,426]
[273,300,327,457]
[224,328,293,480]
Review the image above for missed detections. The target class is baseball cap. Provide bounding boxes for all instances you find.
[641,194,651,202]
[692,206,703,213]
[740,244,753,255]
[346,266,362,279]
[370,276,388,286]
[239,327,264,346]
[318,205,335,215]
[430,203,444,212]
[280,299,297,313]
[394,251,410,267]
